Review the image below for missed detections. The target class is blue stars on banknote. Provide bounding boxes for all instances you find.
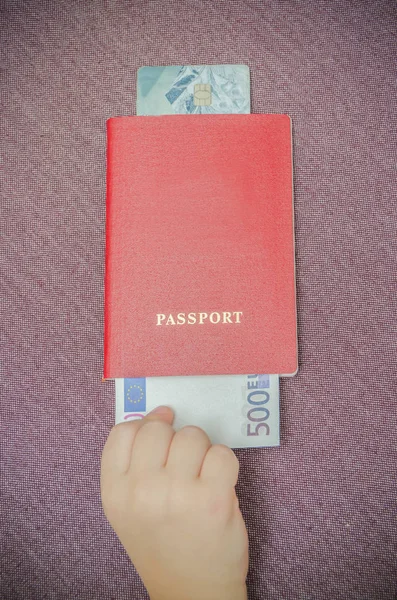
[124,378,146,412]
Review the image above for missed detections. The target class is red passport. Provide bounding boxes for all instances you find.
[105,114,297,378]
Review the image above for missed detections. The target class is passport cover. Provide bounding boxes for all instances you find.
[105,114,297,378]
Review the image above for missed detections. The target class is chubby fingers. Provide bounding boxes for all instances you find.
[101,409,239,491]
[101,406,175,480]
[166,426,212,479]
[200,444,240,487]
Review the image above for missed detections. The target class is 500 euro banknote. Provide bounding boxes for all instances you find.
[115,374,279,448]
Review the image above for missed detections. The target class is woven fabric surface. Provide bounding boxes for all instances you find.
[1,1,396,599]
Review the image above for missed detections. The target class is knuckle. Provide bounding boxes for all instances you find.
[212,444,239,466]
[178,425,209,441]
[140,419,170,436]
[111,421,128,433]
[203,486,235,520]
[115,420,137,432]
[108,420,139,440]
[133,420,170,445]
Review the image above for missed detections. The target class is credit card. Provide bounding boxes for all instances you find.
[137,65,250,115]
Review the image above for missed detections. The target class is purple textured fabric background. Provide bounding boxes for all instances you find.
[1,1,396,599]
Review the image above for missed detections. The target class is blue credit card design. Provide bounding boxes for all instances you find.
[137,65,250,115]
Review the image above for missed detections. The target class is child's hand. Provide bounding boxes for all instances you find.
[101,407,248,600]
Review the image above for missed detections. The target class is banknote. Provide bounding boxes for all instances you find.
[114,65,280,448]
[137,65,250,115]
[115,374,280,448]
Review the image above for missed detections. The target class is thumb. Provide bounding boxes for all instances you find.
[144,405,174,426]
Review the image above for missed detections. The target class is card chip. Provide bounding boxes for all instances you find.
[194,84,212,106]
